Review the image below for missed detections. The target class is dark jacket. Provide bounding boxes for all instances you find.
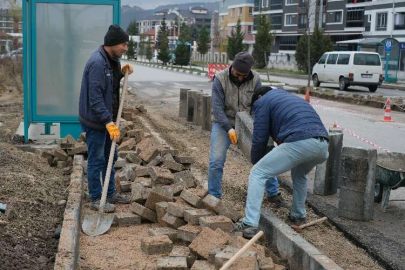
[250,89,328,164]
[79,46,122,130]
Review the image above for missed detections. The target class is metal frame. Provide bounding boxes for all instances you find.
[23,0,120,141]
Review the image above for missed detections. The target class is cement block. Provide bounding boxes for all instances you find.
[117,138,136,152]
[139,146,160,163]
[141,235,173,255]
[189,228,233,259]
[54,149,69,161]
[145,190,173,211]
[170,246,196,268]
[201,95,212,131]
[126,151,142,164]
[258,257,275,270]
[338,147,377,221]
[193,92,204,126]
[133,165,149,178]
[191,260,215,270]
[184,209,214,225]
[68,144,88,155]
[136,138,155,153]
[199,215,233,232]
[131,182,145,203]
[114,158,128,169]
[156,201,169,226]
[149,166,175,185]
[187,90,199,122]
[215,246,257,270]
[148,155,165,167]
[175,156,195,165]
[136,177,152,187]
[152,186,174,198]
[179,88,191,118]
[177,225,201,242]
[202,194,221,212]
[174,170,196,188]
[169,182,186,196]
[208,248,223,265]
[156,257,187,270]
[127,129,144,143]
[216,200,242,222]
[131,202,157,223]
[314,132,343,196]
[161,149,180,157]
[162,213,186,229]
[180,189,203,208]
[113,212,141,227]
[167,202,195,218]
[120,181,131,193]
[163,160,184,172]
[149,227,178,242]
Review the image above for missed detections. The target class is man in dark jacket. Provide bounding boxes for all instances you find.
[79,25,133,213]
[235,86,329,238]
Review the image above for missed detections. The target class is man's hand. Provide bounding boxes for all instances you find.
[106,122,120,142]
[228,129,238,145]
[250,163,254,168]
[121,64,133,75]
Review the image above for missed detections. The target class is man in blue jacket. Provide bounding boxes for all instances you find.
[79,25,133,213]
[235,86,329,238]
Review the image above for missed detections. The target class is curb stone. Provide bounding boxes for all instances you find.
[54,155,84,270]
[132,61,208,78]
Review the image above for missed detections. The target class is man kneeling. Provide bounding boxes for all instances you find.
[234,86,329,239]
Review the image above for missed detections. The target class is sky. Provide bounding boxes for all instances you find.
[121,0,219,9]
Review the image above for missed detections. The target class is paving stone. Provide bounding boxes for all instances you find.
[114,158,128,169]
[174,170,196,188]
[118,151,131,159]
[233,236,267,260]
[59,142,75,150]
[127,129,144,143]
[202,194,221,213]
[217,200,242,222]
[162,213,186,229]
[163,153,175,161]
[141,235,173,255]
[152,186,174,198]
[78,132,86,143]
[136,177,152,188]
[258,257,275,270]
[177,225,201,242]
[189,188,208,198]
[163,160,184,172]
[142,188,152,200]
[156,201,169,226]
[215,246,257,270]
[191,260,215,270]
[169,182,186,196]
[145,190,173,211]
[56,161,70,168]
[184,209,214,225]
[208,248,223,265]
[113,212,141,227]
[133,165,149,178]
[117,138,136,152]
[136,138,155,153]
[161,149,179,157]
[53,149,68,161]
[156,257,187,270]
[126,152,142,164]
[174,156,195,165]
[149,227,178,242]
[131,202,157,223]
[149,166,175,185]
[65,134,77,144]
[189,227,233,259]
[273,264,286,270]
[68,144,88,155]
[116,167,132,181]
[180,189,203,208]
[147,155,164,167]
[170,246,196,268]
[167,202,195,218]
[139,146,160,163]
[136,104,147,113]
[120,181,131,193]
[131,182,145,203]
[199,215,233,232]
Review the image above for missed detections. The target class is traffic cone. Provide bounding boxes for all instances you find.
[381,99,394,122]
[305,88,310,103]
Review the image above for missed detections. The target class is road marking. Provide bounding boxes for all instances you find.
[152,82,163,86]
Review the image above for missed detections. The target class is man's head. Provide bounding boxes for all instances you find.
[104,24,129,59]
[231,52,254,82]
[251,86,273,113]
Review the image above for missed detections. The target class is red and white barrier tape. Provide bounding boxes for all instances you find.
[311,100,375,117]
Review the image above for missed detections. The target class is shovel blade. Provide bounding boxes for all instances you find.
[82,212,115,236]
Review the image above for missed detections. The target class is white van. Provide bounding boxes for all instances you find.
[312,51,383,92]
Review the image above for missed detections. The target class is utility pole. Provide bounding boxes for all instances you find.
[318,0,323,29]
[306,0,311,88]
[210,12,215,63]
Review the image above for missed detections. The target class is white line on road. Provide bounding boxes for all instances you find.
[153,82,163,86]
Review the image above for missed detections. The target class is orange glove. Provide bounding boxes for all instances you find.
[121,64,133,75]
[106,122,120,142]
[228,129,238,145]
[250,163,254,168]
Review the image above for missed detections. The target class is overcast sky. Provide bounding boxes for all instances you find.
[121,0,219,9]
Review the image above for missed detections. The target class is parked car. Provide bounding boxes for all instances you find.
[312,51,383,92]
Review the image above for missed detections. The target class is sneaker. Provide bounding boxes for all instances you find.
[107,192,131,204]
[289,215,306,226]
[90,200,116,213]
[234,220,258,239]
[267,193,291,209]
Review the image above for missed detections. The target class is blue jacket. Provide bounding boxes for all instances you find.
[79,46,121,130]
[251,89,328,164]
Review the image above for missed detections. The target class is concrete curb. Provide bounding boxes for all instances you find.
[54,155,84,270]
[133,61,208,78]
[259,209,342,270]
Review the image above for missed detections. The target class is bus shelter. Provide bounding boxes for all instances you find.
[23,0,121,141]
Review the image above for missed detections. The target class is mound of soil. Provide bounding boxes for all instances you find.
[0,143,70,270]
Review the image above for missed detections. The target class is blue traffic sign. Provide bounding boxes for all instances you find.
[385,39,393,52]
[400,43,405,50]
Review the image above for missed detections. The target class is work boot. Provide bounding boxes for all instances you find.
[234,220,258,239]
[289,215,306,226]
[267,193,291,209]
[90,200,116,213]
[107,192,131,204]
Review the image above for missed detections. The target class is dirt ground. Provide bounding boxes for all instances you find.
[0,92,70,270]
[134,95,384,270]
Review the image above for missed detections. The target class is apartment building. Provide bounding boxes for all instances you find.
[0,9,23,53]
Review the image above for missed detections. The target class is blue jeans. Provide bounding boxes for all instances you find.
[207,122,280,199]
[81,124,118,202]
[243,138,329,227]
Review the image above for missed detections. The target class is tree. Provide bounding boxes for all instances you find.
[9,0,22,50]
[146,46,153,62]
[127,20,139,35]
[157,16,171,65]
[190,25,199,42]
[295,26,333,74]
[227,19,246,61]
[126,38,136,60]
[174,23,191,66]
[197,26,211,63]
[253,15,274,70]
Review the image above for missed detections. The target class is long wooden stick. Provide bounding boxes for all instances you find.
[220,230,264,270]
[300,217,327,230]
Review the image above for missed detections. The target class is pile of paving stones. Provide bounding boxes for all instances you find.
[109,108,285,270]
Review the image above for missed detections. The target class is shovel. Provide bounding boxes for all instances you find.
[82,69,130,236]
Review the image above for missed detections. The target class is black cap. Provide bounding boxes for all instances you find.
[104,24,129,46]
[232,52,254,74]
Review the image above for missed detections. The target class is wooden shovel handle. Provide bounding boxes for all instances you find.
[220,230,264,270]
[300,217,328,230]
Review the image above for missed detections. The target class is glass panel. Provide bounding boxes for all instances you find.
[327,54,338,64]
[36,3,113,117]
[337,54,350,65]
[354,53,381,66]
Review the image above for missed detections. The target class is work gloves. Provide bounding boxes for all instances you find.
[106,122,120,142]
[121,64,133,75]
[228,128,238,145]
